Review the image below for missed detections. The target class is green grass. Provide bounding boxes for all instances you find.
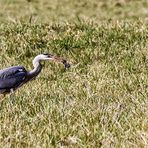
[0,0,148,23]
[0,0,148,147]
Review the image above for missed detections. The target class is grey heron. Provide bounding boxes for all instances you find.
[0,54,70,94]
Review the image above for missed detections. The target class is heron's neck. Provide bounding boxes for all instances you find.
[28,56,42,78]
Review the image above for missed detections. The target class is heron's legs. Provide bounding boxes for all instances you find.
[0,94,6,103]
[9,89,16,105]
[0,95,6,110]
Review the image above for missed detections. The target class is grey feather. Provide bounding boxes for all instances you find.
[0,66,27,93]
[0,66,26,79]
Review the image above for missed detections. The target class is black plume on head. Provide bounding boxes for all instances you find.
[43,53,49,55]
[43,53,53,57]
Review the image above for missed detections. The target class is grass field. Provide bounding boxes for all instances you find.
[0,0,148,147]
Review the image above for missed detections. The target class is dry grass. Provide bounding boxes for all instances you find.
[0,0,148,147]
[0,0,148,23]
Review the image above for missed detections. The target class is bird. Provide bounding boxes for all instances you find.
[0,54,70,95]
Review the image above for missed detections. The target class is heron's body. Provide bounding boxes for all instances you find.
[0,66,27,93]
[0,54,70,94]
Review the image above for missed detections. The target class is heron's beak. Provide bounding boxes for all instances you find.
[50,55,71,68]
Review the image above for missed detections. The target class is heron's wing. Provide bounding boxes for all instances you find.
[0,66,27,89]
[0,66,26,78]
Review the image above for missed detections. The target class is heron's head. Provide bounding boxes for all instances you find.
[41,54,71,68]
